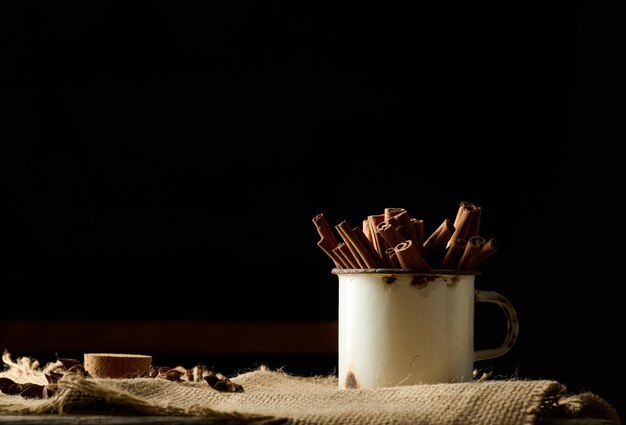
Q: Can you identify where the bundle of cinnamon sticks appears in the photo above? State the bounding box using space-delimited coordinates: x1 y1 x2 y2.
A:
313 202 497 271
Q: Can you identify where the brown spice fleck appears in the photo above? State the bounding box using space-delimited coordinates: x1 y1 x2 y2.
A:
0 377 14 393
58 358 81 370
45 372 64 384
19 383 46 399
6 383 24 395
66 364 90 377
1 377 54 399
162 369 184 382
204 373 244 392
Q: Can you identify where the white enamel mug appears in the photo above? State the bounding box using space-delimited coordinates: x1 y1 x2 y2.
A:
334 269 519 389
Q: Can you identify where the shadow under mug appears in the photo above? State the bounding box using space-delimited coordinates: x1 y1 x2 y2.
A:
333 268 519 389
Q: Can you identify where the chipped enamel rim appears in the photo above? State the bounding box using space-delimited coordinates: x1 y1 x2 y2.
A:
331 268 480 276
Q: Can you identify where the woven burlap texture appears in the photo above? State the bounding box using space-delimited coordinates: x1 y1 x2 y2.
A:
0 357 620 425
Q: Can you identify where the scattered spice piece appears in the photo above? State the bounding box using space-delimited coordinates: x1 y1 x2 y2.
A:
192 365 210 382
150 366 170 378
0 377 15 394
58 358 82 370
1 356 243 399
19 383 47 399
204 373 244 392
161 369 184 382
0 377 54 399
66 364 90 377
45 371 64 384
151 366 191 382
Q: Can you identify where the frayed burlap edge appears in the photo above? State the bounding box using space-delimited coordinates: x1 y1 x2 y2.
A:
55 374 286 424
0 374 286 424
556 391 620 424
524 382 620 425
1 352 620 425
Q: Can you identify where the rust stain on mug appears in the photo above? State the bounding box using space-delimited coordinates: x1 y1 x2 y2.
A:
345 371 359 389
382 276 396 285
445 276 461 288
410 275 437 288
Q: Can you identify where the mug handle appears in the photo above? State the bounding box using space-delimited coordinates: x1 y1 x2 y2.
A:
474 290 519 361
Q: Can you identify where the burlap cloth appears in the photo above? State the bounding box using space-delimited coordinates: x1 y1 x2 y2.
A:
0 356 620 425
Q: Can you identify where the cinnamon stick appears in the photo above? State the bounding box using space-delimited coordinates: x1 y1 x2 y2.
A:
378 250 392 267
367 216 391 267
394 240 431 270
336 242 360 269
367 214 387 257
317 239 345 268
386 247 401 268
384 207 406 222
423 219 455 265
335 222 367 268
441 238 467 269
411 218 424 254
448 202 481 248
354 226 385 268
362 219 372 242
312 213 339 247
314 205 497 271
472 237 498 268
457 235 486 270
313 213 343 268
376 221 406 247
389 210 419 248
336 221 382 268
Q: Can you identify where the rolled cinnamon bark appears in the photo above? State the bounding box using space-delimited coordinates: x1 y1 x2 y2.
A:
386 247 401 268
354 226 385 268
313 213 344 268
457 235 486 270
441 238 467 269
336 242 360 269
336 221 382 268
423 219 455 266
367 214 386 257
374 231 388 259
362 219 372 242
394 240 431 270
377 249 392 267
448 202 481 248
335 222 367 268
376 221 406 247
472 237 498 268
317 238 345 268
411 218 425 254
384 207 406 221
389 210 419 248
312 213 339 247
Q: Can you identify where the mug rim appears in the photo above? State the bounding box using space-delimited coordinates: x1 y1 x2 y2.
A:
331 268 481 276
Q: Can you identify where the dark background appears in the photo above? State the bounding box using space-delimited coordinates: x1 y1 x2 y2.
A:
2 0 624 418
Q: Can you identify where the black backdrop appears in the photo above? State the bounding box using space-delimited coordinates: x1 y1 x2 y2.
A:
2 0 625 417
